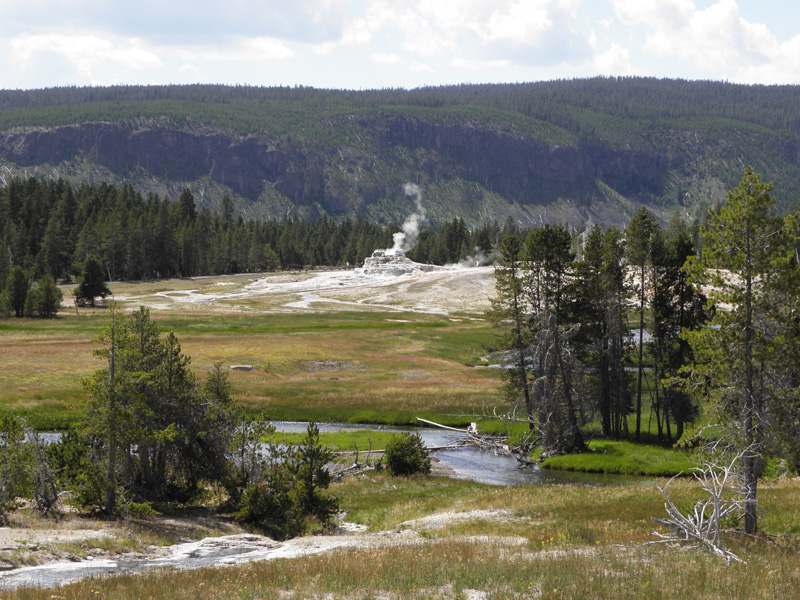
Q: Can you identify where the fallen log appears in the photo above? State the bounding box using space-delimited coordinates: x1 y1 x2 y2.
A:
416 417 512 456
415 418 472 433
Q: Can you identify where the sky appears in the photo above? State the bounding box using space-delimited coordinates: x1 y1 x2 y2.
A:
2 0 799 91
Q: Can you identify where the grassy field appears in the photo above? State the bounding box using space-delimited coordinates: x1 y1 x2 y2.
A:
272 429 401 454
0 300 502 429
0 274 729 477
2 276 798 598
1 273 706 478
541 439 696 476
4 475 799 599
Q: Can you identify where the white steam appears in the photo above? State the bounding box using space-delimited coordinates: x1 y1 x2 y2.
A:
451 247 494 269
387 183 426 255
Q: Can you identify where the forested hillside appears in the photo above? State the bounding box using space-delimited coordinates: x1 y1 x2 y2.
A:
1 78 799 226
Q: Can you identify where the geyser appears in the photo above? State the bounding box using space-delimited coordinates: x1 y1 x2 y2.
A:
386 183 426 255
362 183 443 276
362 249 442 276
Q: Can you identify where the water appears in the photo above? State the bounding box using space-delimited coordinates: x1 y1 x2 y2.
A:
272 421 631 487
0 536 287 590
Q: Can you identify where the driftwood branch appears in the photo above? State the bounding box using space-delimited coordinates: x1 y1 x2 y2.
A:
331 439 385 481
416 417 514 457
648 452 748 565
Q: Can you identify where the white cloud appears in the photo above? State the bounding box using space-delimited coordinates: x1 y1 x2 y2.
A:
3 1 354 45
11 34 162 81
408 0 584 50
612 0 695 29
734 34 800 84
609 0 800 82
174 37 294 62
451 57 511 71
2 0 798 89
320 0 589 65
409 61 435 73
473 0 581 45
371 52 404 65
594 43 636 76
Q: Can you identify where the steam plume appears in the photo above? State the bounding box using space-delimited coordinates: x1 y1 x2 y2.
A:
387 183 426 255
453 247 493 268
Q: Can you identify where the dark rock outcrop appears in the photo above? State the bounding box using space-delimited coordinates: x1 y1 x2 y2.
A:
0 124 324 205
0 114 774 225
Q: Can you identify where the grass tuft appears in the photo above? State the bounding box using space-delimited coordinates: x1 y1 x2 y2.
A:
541 440 696 477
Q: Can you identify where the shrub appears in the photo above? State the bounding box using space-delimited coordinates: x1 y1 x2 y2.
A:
47 429 108 510
288 422 339 524
385 432 431 476
235 422 339 539
235 466 300 539
25 275 63 318
0 416 34 523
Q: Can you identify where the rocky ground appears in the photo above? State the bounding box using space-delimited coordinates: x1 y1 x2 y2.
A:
109 265 496 316
0 506 528 590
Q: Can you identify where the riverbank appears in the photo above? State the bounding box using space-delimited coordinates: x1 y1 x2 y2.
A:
1 474 798 598
541 439 696 476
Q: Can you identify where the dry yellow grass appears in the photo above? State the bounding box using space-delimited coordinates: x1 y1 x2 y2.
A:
1 276 500 426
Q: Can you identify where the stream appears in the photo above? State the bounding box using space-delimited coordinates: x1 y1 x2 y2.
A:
2 423 636 590
277 421 629 486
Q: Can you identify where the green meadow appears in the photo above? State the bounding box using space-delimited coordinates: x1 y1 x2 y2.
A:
2 275 799 600
0 275 709 477
0 296 501 430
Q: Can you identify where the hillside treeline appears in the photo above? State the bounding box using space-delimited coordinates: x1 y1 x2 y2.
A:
0 177 504 287
2 78 799 136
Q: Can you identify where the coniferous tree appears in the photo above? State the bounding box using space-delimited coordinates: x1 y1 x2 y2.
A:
0 238 10 295
525 225 585 456
23 275 62 318
625 208 659 440
75 256 111 307
653 227 706 440
34 274 63 318
4 265 28 317
83 306 236 511
572 226 613 435
177 188 197 223
683 168 800 534
489 234 534 429
601 227 632 437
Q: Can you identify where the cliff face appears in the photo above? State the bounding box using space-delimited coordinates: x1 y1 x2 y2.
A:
0 113 784 226
379 116 669 203
3 79 800 225
0 124 323 205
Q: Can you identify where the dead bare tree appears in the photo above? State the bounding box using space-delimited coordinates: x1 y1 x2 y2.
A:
530 311 587 457
649 451 749 564
330 438 393 481
24 427 61 516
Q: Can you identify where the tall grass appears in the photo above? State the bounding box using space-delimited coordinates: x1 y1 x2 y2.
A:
6 476 799 599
